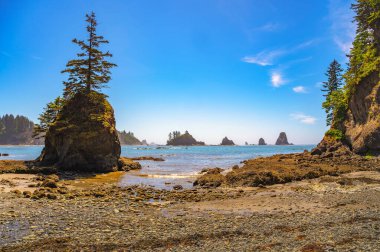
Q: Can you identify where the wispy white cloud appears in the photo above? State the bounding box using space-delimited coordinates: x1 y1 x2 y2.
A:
242 40 316 66
242 50 285 66
271 72 286 87
293 86 307 93
253 22 281 32
328 0 356 54
291 113 317 125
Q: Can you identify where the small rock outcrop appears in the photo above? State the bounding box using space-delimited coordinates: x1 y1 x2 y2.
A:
275 132 290 145
167 131 205 146
311 136 352 158
220 137 235 146
258 138 267 145
141 139 148 145
37 91 121 172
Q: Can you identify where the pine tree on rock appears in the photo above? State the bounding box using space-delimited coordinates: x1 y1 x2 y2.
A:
33 97 64 138
62 12 117 98
321 60 343 97
322 60 344 127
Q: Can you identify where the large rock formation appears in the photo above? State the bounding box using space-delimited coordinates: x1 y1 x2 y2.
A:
313 2 380 156
258 138 267 145
167 131 205 146
220 137 235 146
37 91 121 172
275 132 290 145
344 72 380 154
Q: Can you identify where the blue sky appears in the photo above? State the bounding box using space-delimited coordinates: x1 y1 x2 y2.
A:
0 0 356 145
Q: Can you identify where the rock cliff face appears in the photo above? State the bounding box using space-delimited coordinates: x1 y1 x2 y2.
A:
344 72 380 154
37 91 121 172
275 132 290 145
258 138 267 145
220 137 235 146
167 131 205 146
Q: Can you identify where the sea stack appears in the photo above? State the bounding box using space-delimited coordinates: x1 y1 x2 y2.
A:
167 131 205 146
275 132 290 145
221 137 235 146
38 91 121 172
258 138 267 145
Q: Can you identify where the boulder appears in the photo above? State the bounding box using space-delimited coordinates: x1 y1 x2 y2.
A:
258 138 267 145
37 91 121 172
275 132 290 145
220 137 235 146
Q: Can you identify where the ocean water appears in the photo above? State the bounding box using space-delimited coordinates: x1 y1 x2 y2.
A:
0 144 315 189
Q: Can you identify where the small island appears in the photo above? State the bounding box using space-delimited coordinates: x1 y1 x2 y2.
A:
166 131 205 146
275 132 291 145
258 138 267 145
118 131 142 145
220 137 235 146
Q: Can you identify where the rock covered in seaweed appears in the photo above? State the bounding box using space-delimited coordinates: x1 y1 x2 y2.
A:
275 132 290 145
220 137 235 146
37 91 121 172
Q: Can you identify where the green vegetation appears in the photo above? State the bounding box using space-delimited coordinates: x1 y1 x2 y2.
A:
322 1 380 138
321 60 345 127
345 0 380 96
33 97 64 138
62 12 117 98
35 12 117 138
118 131 142 145
0 114 41 145
325 129 344 141
167 131 205 146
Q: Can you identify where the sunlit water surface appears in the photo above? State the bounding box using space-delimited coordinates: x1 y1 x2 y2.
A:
0 145 315 189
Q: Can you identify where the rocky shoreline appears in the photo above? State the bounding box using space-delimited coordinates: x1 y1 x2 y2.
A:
0 153 380 251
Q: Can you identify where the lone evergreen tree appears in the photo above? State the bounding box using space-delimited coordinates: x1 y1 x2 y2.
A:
322 60 344 126
321 60 343 97
62 12 117 98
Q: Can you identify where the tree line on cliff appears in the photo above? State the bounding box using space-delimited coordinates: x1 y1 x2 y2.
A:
317 0 380 155
0 114 43 145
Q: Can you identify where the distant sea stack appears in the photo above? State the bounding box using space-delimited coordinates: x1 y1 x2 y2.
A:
118 131 142 145
275 132 290 145
221 137 235 146
38 91 121 172
258 138 267 145
167 131 205 146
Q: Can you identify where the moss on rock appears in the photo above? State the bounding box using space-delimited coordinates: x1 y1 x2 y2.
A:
37 91 121 172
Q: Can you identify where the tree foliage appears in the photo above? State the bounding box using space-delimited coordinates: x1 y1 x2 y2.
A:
33 97 64 138
322 60 345 126
345 0 380 95
321 60 343 97
61 12 117 98
0 114 37 144
35 12 116 139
